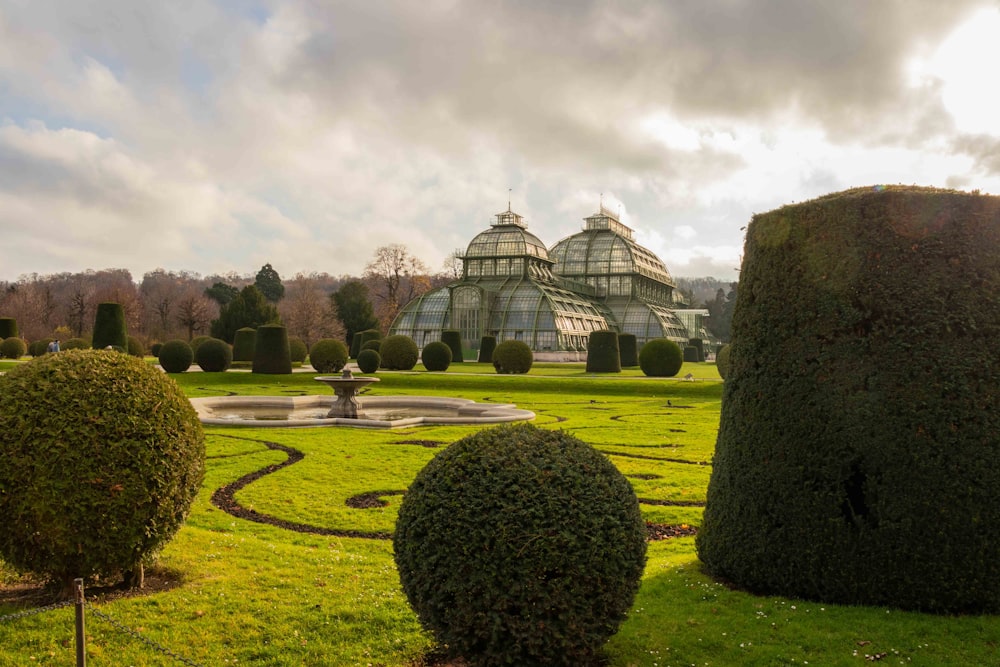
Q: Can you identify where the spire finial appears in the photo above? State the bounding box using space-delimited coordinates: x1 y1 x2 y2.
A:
508 188 512 212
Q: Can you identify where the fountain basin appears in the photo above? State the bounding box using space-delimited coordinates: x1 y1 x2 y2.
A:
190 395 535 429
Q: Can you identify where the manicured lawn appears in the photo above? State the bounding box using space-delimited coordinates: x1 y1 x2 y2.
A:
1 363 998 666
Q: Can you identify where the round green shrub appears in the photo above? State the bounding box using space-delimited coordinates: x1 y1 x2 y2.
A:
0 350 205 586
158 339 194 373
716 344 732 380
1 337 26 359
288 338 308 363
478 335 496 363
92 302 128 350
150 342 163 357
356 349 381 374
309 339 349 373
394 423 647 666
682 345 699 362
127 336 144 358
28 339 52 357
189 335 213 357
618 333 638 367
379 335 418 370
195 337 232 372
697 186 1000 613
492 339 533 374
441 330 464 363
232 327 257 362
62 338 89 350
586 330 621 373
353 328 382 358
361 339 381 353
252 324 291 374
421 341 452 372
638 339 683 377
0 318 18 339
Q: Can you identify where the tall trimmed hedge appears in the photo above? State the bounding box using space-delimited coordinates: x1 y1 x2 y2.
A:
252 324 292 374
441 330 464 363
682 345 699 362
586 330 621 373
618 333 638 367
688 338 705 362
352 328 382 359
394 424 647 666
0 318 17 339
478 335 496 363
697 186 1000 613
92 302 128 350
232 327 256 362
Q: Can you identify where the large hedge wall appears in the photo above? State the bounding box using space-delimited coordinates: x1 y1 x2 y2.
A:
586 330 621 373
697 186 1000 613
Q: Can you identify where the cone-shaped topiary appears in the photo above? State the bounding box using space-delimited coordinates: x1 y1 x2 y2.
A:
0 318 17 339
394 423 647 667
421 340 452 371
682 345 699 362
586 330 621 373
715 344 731 380
232 327 256 362
618 333 638 367
638 339 682 377
252 324 291 374
158 339 193 373
478 335 496 363
1 337 26 359
492 339 532 374
441 330 463 363
195 337 232 372
309 339 349 373
697 186 1000 613
0 350 204 587
688 338 705 362
288 337 308 363
92 303 127 350
356 349 380 373
380 335 418 370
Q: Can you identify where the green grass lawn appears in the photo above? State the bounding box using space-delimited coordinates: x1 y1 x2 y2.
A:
1 362 998 666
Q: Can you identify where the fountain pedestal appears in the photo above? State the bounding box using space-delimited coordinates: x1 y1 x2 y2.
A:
315 370 380 418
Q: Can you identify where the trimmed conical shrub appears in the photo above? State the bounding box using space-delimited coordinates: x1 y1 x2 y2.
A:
252 324 292 374
618 333 638 367
92 303 127 350
441 330 463 363
697 186 1000 613
0 318 17 339
232 327 256 362
586 330 621 373
478 335 496 363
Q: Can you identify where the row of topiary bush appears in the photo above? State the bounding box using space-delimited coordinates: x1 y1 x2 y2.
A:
1 335 148 359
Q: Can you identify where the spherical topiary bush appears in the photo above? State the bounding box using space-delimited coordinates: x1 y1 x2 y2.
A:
252 324 291 374
697 186 1000 613
352 328 381 358
62 338 89 350
1 337 26 359
586 330 621 373
379 335 418 370
232 327 256 362
309 339 349 373
638 339 683 377
421 340 452 372
492 339 532 374
189 335 212 357
150 342 163 358
618 333 638 367
0 317 18 339
127 336 145 358
158 339 194 373
0 350 205 586
394 423 647 667
92 302 128 350
478 335 496 363
361 339 381 353
29 339 52 357
356 349 380 374
195 337 232 372
288 338 308 363
441 330 464 363
716 344 731 380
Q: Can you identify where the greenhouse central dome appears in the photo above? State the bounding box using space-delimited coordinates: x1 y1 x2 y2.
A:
390 203 694 359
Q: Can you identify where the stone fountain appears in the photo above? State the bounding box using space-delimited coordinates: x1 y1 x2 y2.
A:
314 369 380 418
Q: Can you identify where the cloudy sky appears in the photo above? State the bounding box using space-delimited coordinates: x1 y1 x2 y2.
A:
3 0 1000 284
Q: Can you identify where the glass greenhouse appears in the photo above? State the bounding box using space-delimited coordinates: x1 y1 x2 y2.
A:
390 206 696 357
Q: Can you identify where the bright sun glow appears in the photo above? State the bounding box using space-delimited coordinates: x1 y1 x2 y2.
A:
912 8 1000 135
